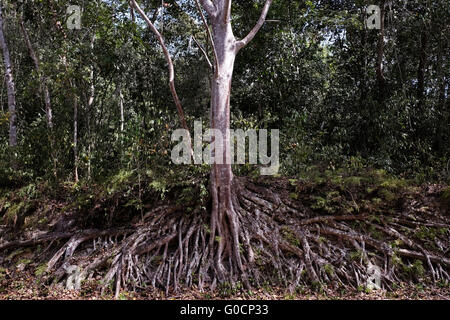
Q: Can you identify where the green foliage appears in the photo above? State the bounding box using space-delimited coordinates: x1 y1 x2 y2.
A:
0 0 447 190
280 227 300 247
349 251 363 261
34 263 48 277
414 226 439 241
218 281 243 298
311 191 342 214
368 225 383 240
378 189 397 202
3 202 26 224
323 264 334 277
403 260 425 278
106 170 134 195
441 187 450 209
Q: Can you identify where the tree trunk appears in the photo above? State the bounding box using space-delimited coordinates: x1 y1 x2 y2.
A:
208 18 243 280
435 31 447 153
376 0 386 106
20 18 58 178
131 0 273 285
87 35 95 181
0 5 17 148
61 55 79 183
417 31 428 112
74 95 79 183
201 0 273 283
129 1 136 22
413 29 428 141
119 88 124 132
19 19 53 129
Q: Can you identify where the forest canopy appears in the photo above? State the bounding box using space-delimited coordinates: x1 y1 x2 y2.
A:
0 0 448 184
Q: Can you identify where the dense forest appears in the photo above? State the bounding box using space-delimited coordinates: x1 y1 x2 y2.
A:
0 0 448 300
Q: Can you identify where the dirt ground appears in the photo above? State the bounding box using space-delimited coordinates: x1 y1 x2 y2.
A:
0 269 448 300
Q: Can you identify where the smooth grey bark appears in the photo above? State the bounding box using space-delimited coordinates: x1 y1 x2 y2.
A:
74 95 79 183
119 88 124 132
201 0 274 186
208 18 241 278
87 35 95 180
376 0 386 105
0 4 17 147
200 0 273 279
132 0 273 280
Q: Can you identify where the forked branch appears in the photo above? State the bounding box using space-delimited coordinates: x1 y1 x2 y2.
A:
235 0 273 51
195 0 219 72
198 0 217 17
130 0 190 136
223 0 232 24
192 35 213 69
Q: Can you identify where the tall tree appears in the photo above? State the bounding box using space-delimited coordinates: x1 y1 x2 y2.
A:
86 35 95 180
376 0 386 105
19 16 59 177
0 3 17 148
131 0 273 282
417 30 428 112
19 18 53 130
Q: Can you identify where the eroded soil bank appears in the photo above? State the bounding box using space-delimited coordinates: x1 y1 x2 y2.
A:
0 169 449 299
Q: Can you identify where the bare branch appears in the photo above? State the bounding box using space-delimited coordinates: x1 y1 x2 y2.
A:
130 0 190 136
191 36 213 69
19 19 40 69
223 0 232 24
129 1 136 22
195 0 218 71
198 0 217 17
235 0 273 51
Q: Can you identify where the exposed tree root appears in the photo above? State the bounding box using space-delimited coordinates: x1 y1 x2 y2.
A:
0 178 448 297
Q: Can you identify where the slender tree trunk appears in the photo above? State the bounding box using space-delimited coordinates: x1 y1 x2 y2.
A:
130 0 192 152
19 18 58 177
435 31 447 153
376 0 386 105
358 5 369 151
0 76 4 114
74 95 79 183
60 53 79 182
417 31 428 112
49 1 79 181
119 88 124 132
129 1 136 22
0 5 17 148
87 36 95 180
19 19 53 129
